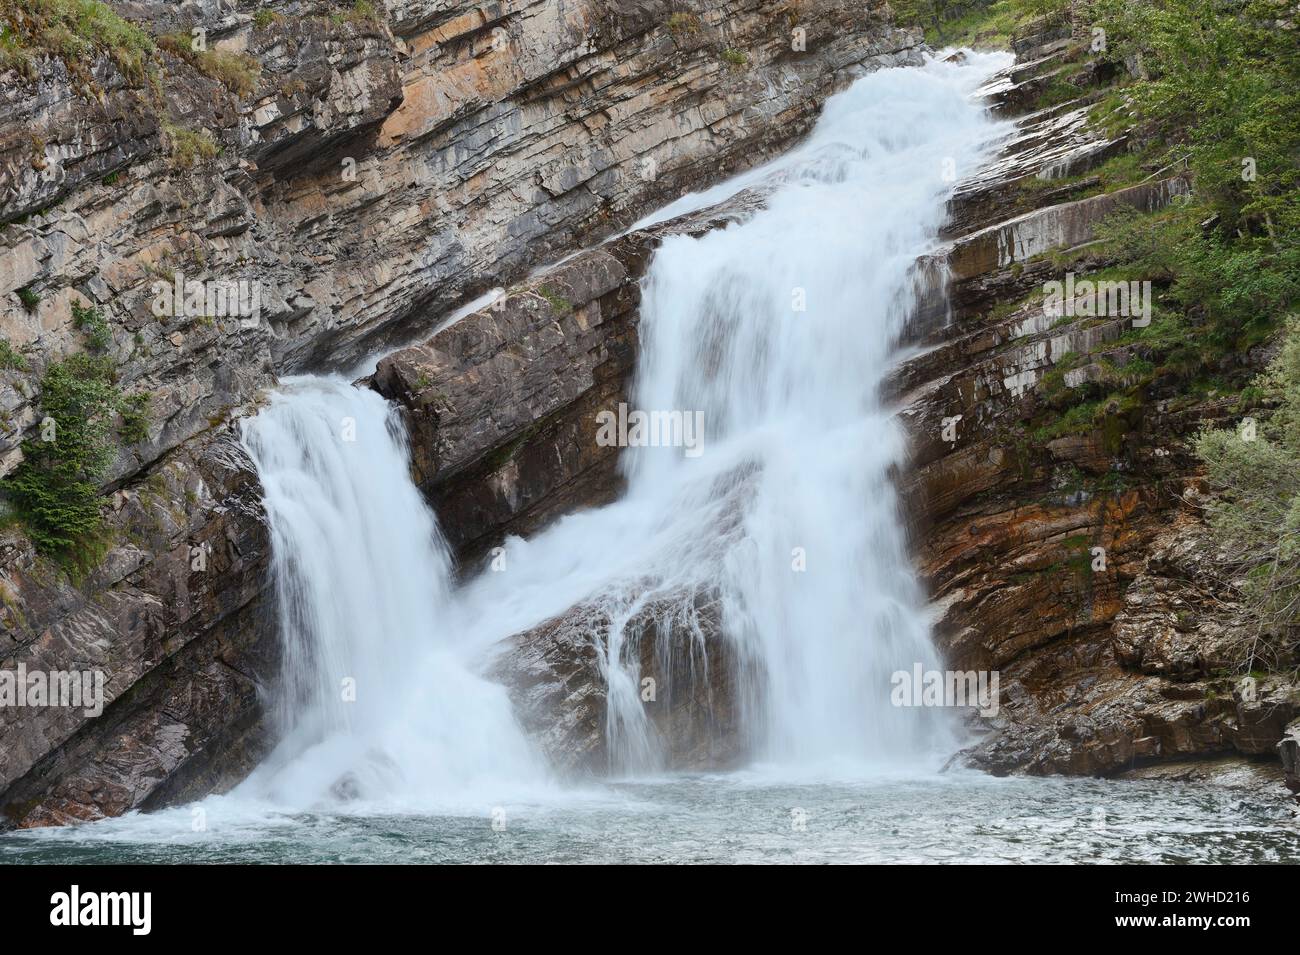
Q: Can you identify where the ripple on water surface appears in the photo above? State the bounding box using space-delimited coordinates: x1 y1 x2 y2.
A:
1 773 1297 864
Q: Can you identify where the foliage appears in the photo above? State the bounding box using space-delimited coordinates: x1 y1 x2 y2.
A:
157 31 259 97
1196 317 1300 657
1095 207 1300 365
0 339 27 371
0 0 155 82
537 285 573 315
330 0 378 26
2 354 119 568
118 391 151 444
162 121 220 168
1090 0 1300 243
72 299 111 351
890 0 1065 46
2 295 151 570
17 285 40 311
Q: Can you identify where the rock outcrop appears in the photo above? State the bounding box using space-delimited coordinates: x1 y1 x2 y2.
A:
371 192 760 561
489 589 736 775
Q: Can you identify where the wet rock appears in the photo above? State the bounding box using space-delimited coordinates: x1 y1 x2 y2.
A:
1280 720 1300 798
489 589 739 775
372 193 759 561
905 42 1298 783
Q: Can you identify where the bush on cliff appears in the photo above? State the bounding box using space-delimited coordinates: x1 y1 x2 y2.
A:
1085 0 1300 374
1196 317 1300 665
1091 0 1300 244
3 354 121 569
891 0 1068 46
2 347 150 572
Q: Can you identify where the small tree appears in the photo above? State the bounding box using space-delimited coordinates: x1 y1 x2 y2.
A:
4 354 122 568
1196 317 1300 670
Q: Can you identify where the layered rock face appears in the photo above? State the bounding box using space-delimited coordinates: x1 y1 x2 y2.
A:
894 36 1300 782
0 0 921 824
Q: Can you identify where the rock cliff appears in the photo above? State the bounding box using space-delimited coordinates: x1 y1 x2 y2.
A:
897 34 1299 783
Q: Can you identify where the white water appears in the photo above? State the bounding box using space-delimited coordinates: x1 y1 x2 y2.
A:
449 52 1014 774
238 379 547 810
233 52 1011 811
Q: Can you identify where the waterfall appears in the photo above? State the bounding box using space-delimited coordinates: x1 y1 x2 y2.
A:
238 377 544 810
454 53 1011 773
631 57 1010 766
238 53 1010 800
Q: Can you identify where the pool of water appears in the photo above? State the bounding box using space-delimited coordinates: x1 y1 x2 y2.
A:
3 770 1296 864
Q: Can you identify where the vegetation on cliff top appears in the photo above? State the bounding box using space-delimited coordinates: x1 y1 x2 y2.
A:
893 0 1067 46
0 0 155 81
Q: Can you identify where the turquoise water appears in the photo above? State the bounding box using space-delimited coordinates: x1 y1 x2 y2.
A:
3 771 1296 864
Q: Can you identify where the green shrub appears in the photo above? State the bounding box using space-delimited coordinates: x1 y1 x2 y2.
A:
162 121 219 167
1090 0 1300 245
3 354 119 568
72 299 111 351
340 0 378 24
16 285 40 312
890 0 1057 47
1196 317 1300 666
118 391 151 444
0 0 157 83
0 339 27 371
720 47 748 67
537 285 573 315
157 32 260 97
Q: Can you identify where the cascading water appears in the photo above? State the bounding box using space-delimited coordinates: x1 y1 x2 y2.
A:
236 53 1010 801
622 60 1002 768
238 377 544 810
453 52 1013 774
